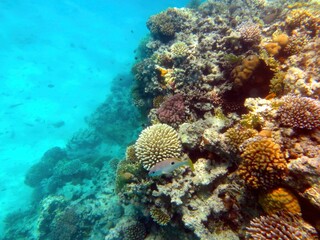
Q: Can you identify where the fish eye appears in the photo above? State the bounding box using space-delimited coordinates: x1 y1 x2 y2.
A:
171 162 175 165
152 171 155 174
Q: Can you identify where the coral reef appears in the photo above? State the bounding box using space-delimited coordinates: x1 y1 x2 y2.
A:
4 1 320 239
135 123 182 170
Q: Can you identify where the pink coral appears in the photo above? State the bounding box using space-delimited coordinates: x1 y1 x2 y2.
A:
157 94 186 125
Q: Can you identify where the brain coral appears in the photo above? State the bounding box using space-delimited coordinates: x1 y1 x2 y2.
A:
135 124 182 170
150 207 171 226
157 94 186 125
239 138 287 189
246 212 318 240
259 187 301 215
277 95 320 130
231 55 260 87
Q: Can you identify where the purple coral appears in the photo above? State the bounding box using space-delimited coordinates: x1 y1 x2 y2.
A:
277 95 320 130
157 94 186 124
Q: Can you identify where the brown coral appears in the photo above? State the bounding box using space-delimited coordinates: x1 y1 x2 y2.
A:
126 145 137 162
150 207 171 226
259 187 301 215
246 212 319 240
239 138 287 189
277 95 320 130
238 21 261 44
231 55 260 87
263 42 281 56
225 126 258 152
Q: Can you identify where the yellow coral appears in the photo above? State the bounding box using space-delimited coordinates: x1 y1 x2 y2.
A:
238 138 288 189
135 124 182 170
225 126 258 152
150 207 171 225
264 42 281 56
259 188 301 215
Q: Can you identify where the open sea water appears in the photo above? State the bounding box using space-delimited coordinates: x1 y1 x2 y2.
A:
0 0 189 235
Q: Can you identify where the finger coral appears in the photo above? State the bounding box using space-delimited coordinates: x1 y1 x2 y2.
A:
259 187 301 215
149 207 171 226
277 95 320 129
135 124 182 170
156 94 186 125
239 138 287 189
246 212 319 240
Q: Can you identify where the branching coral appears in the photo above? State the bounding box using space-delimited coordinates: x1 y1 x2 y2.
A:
135 124 182 170
277 95 320 129
246 212 319 240
239 137 288 189
237 21 261 44
156 94 186 125
259 187 301 215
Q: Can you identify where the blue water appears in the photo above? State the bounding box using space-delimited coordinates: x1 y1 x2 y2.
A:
0 0 189 235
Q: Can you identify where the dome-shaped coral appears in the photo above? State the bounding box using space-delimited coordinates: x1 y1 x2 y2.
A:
259 187 301 215
246 212 318 240
135 124 182 170
239 138 287 189
123 220 146 240
277 95 320 130
231 55 260 87
150 206 171 226
225 126 258 152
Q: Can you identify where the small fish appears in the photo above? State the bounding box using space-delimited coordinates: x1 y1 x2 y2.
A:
149 158 195 177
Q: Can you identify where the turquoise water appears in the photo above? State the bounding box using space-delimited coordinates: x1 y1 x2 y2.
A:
0 0 189 236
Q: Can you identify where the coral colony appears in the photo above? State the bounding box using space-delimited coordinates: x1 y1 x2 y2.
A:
3 0 320 239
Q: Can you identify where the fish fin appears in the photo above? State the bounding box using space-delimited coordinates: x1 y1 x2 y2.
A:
188 159 195 171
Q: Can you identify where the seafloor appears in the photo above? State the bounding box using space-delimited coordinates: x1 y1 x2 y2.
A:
2 0 320 239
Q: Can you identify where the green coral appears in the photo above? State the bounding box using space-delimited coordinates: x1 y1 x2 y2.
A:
115 160 145 194
269 71 286 95
171 41 189 58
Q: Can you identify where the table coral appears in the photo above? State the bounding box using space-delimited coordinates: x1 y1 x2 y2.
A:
135 123 182 170
239 138 288 189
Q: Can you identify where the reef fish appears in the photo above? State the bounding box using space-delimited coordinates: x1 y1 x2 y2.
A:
148 158 194 177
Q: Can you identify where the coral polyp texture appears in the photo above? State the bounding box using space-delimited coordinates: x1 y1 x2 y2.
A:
238 21 261 44
259 187 301 215
135 123 182 170
246 212 319 240
277 95 320 129
149 207 171 226
239 138 288 189
156 93 186 125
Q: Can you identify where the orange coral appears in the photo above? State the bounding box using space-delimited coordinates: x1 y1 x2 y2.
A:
264 42 281 56
273 33 289 47
231 55 260 87
259 187 301 215
150 207 171 225
238 138 288 189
